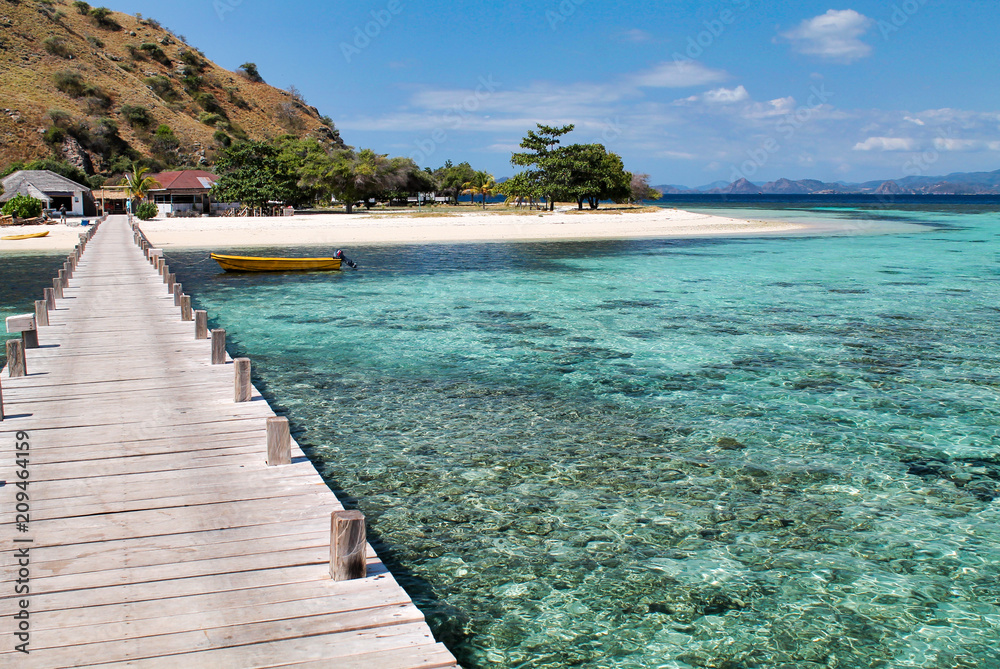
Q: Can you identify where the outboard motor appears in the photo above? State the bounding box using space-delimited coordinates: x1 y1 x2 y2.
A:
335 250 358 269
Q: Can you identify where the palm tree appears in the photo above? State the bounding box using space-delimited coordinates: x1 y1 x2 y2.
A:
461 171 497 210
124 165 160 213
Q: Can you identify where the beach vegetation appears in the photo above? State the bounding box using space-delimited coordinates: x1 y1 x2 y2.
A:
123 164 160 211
135 201 158 220
237 62 264 83
435 161 476 205
150 124 180 160
211 140 300 210
1 194 44 219
461 171 498 209
630 173 663 203
511 123 575 211
298 147 410 214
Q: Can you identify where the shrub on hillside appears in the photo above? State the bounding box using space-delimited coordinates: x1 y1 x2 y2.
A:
143 75 178 102
53 70 86 96
237 62 264 83
43 125 67 146
47 109 73 127
1 194 43 219
213 130 232 148
198 112 223 127
88 6 120 30
86 35 104 49
120 104 153 128
192 92 225 116
73 1 91 15
135 201 158 220
139 42 170 65
43 36 73 58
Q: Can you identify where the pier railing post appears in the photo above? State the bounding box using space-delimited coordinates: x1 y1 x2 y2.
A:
34 301 48 328
0 376 4 421
266 417 291 465
234 358 252 402
180 295 193 321
52 277 63 300
211 329 226 364
173 284 182 306
331 510 367 581
44 288 55 311
195 310 208 339
6 340 26 378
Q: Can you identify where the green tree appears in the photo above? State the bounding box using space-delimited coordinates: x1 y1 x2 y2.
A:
497 171 544 208
630 173 662 203
436 161 476 205
547 144 631 210
461 171 497 210
511 123 575 211
1 194 43 219
238 62 264 83
211 141 299 211
123 164 160 211
305 148 408 214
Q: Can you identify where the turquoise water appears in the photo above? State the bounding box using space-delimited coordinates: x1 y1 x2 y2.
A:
0 253 64 368
5 207 1000 667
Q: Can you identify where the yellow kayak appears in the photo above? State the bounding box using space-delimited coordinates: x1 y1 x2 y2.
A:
211 253 342 272
1 231 50 241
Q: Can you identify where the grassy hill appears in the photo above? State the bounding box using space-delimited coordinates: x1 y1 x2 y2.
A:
0 0 343 179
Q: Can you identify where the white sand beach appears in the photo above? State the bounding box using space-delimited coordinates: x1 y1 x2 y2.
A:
0 207 804 252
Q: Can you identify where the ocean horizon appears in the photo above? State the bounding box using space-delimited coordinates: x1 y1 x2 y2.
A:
3 201 998 668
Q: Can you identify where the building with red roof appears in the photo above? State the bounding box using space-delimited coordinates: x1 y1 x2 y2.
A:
147 170 219 217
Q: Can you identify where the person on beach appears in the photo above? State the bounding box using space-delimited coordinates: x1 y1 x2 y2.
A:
59 204 66 224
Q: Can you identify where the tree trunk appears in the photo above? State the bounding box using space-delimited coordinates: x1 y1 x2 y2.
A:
482 192 486 209
577 197 584 210
345 201 354 214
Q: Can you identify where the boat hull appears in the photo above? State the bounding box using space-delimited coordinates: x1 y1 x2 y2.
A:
1 231 50 241
210 253 342 272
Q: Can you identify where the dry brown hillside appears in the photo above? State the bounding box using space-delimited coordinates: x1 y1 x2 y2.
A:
0 0 343 175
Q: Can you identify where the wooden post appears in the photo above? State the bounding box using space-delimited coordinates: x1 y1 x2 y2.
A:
211 329 226 364
234 358 252 402
266 417 291 465
166 273 175 291
44 288 55 311
330 510 367 581
180 295 193 321
6 340 26 378
0 376 4 421
194 310 208 339
173 284 182 306
34 301 48 328
22 330 38 350
52 277 63 300
58 269 67 291
64 261 72 278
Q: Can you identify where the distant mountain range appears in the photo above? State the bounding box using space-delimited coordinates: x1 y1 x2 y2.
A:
654 169 1000 196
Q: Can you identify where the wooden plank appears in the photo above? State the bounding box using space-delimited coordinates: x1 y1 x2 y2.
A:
0 216 455 668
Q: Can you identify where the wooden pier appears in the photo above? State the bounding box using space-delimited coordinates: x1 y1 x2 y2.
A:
0 216 458 668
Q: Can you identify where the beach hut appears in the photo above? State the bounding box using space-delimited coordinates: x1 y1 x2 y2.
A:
147 170 219 217
0 170 92 215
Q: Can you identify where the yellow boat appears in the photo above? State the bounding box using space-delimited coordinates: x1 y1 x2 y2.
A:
1 231 50 241
210 253 343 272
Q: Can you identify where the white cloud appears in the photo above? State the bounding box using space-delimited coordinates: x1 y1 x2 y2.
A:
904 116 926 126
628 61 728 88
990 142 1000 151
853 137 918 151
703 86 751 104
933 138 982 151
781 9 874 63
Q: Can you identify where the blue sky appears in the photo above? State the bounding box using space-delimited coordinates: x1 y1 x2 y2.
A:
114 1 999 186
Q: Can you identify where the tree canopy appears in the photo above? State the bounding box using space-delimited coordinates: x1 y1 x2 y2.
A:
211 141 299 209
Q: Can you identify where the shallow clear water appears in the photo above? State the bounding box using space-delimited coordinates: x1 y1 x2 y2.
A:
0 253 64 368
6 207 1000 668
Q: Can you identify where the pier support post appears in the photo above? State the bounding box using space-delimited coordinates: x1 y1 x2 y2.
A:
52 277 63 300
234 358 252 402
44 288 55 311
173 284 182 306
6 340 26 378
331 510 367 581
58 269 67 291
211 329 226 364
0 376 4 421
194 310 208 339
34 301 48 328
180 295 193 321
22 330 38 350
166 273 175 293
266 417 291 466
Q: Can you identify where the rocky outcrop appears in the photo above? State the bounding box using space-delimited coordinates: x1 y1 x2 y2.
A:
875 180 902 195
60 135 94 175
